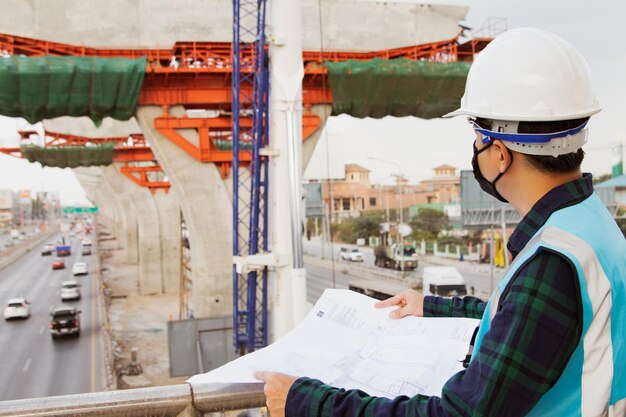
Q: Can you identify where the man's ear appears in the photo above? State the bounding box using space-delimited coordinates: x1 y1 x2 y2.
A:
492 140 512 173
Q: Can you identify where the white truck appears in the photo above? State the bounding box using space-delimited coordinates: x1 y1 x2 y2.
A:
374 243 419 271
422 266 468 297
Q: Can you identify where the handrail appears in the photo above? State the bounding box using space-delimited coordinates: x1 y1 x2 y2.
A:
0 383 265 417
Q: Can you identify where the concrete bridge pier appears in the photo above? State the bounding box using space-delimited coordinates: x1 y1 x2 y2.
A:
135 105 233 318
74 167 123 246
101 166 139 265
303 104 333 169
152 191 182 294
104 164 165 295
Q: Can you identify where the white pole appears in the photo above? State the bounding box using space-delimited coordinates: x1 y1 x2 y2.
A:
269 0 307 340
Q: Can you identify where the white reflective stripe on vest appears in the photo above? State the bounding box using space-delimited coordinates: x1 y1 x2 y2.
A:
539 226 613 417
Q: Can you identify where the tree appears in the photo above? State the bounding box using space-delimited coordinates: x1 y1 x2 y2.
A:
331 213 383 244
409 208 449 240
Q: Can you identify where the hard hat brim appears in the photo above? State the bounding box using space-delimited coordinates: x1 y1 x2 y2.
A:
442 107 601 121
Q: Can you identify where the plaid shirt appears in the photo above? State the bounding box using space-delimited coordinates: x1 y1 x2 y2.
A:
286 174 594 417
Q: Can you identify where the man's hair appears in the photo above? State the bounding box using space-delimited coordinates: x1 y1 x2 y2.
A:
475 117 589 174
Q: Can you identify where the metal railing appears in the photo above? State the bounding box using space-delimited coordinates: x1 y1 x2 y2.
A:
0 383 265 417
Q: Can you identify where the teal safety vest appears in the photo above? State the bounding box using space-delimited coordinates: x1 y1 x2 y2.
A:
472 194 626 416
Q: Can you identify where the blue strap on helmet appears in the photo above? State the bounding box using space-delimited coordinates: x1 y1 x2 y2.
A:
471 120 588 145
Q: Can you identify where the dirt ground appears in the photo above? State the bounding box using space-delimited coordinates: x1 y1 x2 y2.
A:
99 237 263 416
98 237 187 389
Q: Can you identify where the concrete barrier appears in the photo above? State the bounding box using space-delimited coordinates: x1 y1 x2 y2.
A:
0 229 60 271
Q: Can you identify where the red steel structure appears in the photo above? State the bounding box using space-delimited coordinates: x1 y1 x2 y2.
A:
3 130 170 193
0 33 491 176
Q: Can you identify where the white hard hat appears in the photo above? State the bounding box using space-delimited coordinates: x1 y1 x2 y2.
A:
444 28 601 121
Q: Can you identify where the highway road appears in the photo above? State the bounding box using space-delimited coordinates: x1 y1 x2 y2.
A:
0 233 104 401
303 238 503 301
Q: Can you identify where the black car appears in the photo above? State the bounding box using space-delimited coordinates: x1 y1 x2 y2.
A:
50 307 81 338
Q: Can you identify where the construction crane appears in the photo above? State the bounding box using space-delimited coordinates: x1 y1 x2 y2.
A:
231 0 270 354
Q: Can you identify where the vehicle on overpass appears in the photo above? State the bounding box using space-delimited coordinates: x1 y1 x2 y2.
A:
52 258 65 270
72 262 88 276
60 281 81 301
50 307 81 338
3 298 31 320
422 266 468 297
41 243 55 256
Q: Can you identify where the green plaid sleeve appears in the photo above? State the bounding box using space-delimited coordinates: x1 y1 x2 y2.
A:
424 295 486 319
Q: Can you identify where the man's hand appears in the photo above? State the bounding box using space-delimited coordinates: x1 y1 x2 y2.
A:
254 371 298 417
374 289 424 318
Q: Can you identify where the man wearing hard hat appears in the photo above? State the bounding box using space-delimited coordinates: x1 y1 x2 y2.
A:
256 28 626 416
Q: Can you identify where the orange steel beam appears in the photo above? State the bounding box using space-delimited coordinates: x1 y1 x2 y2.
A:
153 112 320 164
0 33 488 176
120 165 170 193
0 32 490 109
0 33 472 69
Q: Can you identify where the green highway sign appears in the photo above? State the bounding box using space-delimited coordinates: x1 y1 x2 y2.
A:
63 206 99 214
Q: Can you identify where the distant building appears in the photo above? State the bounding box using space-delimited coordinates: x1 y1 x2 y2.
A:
0 189 12 226
318 163 461 222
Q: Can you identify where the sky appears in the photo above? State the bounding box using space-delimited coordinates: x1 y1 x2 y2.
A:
0 0 625 202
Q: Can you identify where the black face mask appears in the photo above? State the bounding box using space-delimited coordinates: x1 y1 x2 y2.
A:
471 141 512 203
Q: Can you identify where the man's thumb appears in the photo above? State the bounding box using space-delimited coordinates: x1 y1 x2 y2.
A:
254 371 268 382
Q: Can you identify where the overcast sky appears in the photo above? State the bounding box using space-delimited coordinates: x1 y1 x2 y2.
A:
1 0 625 203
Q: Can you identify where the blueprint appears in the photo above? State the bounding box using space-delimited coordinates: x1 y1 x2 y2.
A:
187 289 480 398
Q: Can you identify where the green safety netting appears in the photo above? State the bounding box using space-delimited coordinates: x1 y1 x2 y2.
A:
0 56 146 125
21 143 115 168
325 58 470 119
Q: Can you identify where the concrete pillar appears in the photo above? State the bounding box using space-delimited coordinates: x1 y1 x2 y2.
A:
302 104 332 170
74 166 123 244
129 186 163 295
101 166 139 264
103 164 163 295
135 105 233 318
152 191 181 294
96 172 126 250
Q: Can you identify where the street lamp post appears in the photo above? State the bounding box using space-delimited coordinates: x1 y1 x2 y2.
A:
368 157 404 271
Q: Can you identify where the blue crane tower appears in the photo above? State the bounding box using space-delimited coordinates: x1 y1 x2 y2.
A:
231 0 270 354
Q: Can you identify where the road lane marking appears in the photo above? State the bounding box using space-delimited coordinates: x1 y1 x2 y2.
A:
39 326 44 335
23 358 31 372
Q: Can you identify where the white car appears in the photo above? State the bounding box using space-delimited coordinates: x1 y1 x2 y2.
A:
72 262 88 276
341 248 364 262
4 298 31 320
60 281 81 301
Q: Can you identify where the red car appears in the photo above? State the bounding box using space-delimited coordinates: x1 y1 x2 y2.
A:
52 258 65 270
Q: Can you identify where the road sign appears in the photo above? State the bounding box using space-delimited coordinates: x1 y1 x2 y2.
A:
63 206 99 214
